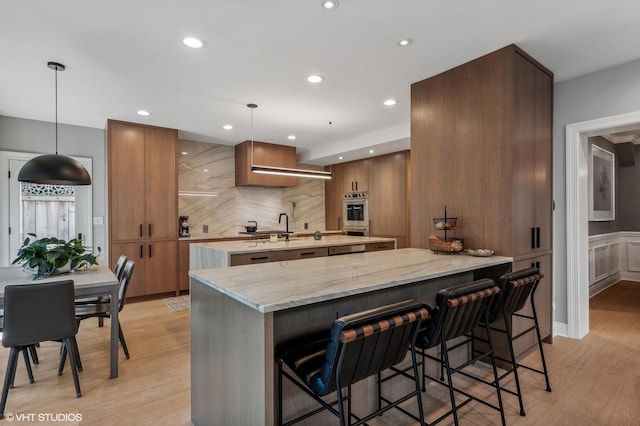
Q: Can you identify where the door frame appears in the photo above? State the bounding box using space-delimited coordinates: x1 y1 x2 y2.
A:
0 150 93 266
565 110 640 339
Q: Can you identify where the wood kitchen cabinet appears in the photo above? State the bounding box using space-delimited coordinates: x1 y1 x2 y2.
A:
324 164 344 230
368 152 409 248
341 159 369 192
410 44 553 350
107 120 178 297
235 140 297 187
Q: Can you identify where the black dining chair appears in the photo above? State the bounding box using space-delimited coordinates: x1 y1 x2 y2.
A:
62 260 135 367
277 299 429 426
0 280 82 419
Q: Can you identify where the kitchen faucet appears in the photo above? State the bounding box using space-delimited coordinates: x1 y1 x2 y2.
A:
278 213 289 241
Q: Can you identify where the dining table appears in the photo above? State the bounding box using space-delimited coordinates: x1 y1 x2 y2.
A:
0 263 120 378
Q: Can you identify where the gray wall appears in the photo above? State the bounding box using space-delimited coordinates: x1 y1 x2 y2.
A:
588 136 618 236
0 115 106 254
554 57 640 324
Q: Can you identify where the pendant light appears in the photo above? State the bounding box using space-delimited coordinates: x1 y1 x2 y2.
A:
247 103 332 180
18 62 92 185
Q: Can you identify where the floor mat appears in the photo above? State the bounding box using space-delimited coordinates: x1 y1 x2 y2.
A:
163 295 190 312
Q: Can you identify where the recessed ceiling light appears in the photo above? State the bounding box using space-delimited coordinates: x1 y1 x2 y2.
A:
307 75 325 83
203 169 208 172
183 37 205 48
181 151 189 155
137 110 151 116
397 38 413 47
383 99 398 106
369 149 374 154
287 135 296 140
338 156 343 160
321 0 339 10
223 124 233 130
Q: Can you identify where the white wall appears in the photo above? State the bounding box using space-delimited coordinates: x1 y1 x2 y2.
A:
554 58 640 325
0 115 106 255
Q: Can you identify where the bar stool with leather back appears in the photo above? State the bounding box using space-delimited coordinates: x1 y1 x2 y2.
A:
471 267 551 417
0 280 82 419
410 278 506 426
61 260 135 368
277 299 430 426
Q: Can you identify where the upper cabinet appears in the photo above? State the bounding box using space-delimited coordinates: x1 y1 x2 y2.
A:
107 120 178 297
235 140 297 187
341 159 369 192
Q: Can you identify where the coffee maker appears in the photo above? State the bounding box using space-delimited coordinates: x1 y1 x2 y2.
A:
179 216 190 237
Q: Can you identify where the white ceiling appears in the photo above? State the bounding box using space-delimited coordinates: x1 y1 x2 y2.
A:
2 0 640 165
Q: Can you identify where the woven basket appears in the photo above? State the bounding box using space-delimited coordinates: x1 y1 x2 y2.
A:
428 236 464 253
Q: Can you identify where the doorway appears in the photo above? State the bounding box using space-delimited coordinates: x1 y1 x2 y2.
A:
0 151 93 266
565 110 640 339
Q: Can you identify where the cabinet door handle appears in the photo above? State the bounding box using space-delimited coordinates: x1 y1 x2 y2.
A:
139 224 143 237
536 227 541 248
251 256 269 261
531 227 536 249
148 244 152 258
355 181 358 191
140 244 143 258
148 223 152 237
300 251 315 256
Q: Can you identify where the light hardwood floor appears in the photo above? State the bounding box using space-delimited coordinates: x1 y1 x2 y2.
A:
1 282 639 425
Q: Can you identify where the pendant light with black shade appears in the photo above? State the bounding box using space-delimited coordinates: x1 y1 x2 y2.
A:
18 62 92 186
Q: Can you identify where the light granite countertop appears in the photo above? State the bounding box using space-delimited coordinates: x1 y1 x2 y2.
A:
189 248 512 313
191 234 396 255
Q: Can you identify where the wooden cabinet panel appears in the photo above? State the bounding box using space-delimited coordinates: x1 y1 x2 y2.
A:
108 123 146 241
230 251 287 266
144 127 177 240
342 160 369 193
235 140 297 187
368 152 408 242
324 164 344 230
178 240 190 291
365 241 395 252
145 240 178 295
286 247 328 260
110 242 147 298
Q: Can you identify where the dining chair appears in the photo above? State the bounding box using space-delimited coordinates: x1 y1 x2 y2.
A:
62 260 135 366
0 280 81 419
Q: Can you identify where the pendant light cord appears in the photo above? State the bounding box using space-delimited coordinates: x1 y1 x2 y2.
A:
54 66 59 154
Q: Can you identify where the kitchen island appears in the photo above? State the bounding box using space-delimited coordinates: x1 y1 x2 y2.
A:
189 234 397 269
190 248 512 425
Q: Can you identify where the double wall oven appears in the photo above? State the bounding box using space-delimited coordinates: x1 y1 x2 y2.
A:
343 192 369 236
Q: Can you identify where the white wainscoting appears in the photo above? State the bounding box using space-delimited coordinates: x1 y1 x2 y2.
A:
588 231 640 297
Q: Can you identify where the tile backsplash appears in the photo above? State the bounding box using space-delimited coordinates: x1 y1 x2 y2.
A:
178 140 326 238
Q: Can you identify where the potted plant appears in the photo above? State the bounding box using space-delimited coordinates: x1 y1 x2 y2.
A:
12 233 101 279
313 230 322 240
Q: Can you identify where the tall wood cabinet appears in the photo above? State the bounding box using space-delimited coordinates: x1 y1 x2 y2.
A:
410 44 553 346
107 120 178 297
368 152 409 248
325 151 410 248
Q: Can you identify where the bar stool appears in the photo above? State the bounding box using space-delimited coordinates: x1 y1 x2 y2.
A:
473 268 551 416
277 300 429 426
414 278 506 426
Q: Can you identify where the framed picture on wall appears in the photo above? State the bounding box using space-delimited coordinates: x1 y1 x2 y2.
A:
589 145 615 221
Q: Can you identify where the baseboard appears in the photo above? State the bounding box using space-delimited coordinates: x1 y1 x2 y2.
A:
553 321 568 338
